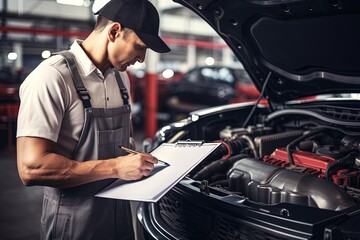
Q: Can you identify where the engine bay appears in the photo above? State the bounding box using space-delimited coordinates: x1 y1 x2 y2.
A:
187 108 360 211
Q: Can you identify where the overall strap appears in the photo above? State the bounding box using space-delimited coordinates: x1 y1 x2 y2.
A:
57 50 92 108
113 70 130 106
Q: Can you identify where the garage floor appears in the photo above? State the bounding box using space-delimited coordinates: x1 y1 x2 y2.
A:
0 130 146 240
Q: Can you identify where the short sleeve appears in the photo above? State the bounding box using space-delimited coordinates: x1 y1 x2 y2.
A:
17 64 69 142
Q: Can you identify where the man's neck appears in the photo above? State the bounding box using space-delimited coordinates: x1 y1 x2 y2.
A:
80 32 111 74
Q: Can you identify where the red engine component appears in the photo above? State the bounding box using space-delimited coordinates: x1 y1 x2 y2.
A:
263 148 336 178
332 169 360 187
264 148 360 188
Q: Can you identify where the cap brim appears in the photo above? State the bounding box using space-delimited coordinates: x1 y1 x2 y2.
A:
134 31 171 53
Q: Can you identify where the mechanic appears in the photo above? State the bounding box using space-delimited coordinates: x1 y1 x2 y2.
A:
16 0 170 239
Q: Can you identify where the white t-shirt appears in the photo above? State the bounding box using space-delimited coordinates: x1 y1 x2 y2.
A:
17 40 132 158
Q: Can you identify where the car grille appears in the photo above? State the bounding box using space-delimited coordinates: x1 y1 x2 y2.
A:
158 190 287 240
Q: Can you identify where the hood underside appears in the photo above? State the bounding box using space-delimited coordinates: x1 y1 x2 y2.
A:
174 0 360 103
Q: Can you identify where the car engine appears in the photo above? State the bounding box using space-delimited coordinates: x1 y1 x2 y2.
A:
189 121 360 212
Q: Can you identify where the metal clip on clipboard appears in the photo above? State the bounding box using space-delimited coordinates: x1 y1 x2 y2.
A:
175 139 205 147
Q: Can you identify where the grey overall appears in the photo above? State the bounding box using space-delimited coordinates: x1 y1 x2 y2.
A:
40 51 134 240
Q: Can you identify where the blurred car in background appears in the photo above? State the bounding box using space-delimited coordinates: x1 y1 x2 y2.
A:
127 69 184 126
166 65 259 121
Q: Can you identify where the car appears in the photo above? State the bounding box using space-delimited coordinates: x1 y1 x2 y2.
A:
127 69 184 126
166 65 259 121
136 0 360 239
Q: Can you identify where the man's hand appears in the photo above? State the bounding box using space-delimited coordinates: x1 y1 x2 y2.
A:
113 152 158 180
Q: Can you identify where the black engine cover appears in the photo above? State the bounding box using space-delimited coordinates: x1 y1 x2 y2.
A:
228 158 356 210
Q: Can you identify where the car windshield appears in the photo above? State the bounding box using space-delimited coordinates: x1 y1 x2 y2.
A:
233 69 252 84
186 66 253 86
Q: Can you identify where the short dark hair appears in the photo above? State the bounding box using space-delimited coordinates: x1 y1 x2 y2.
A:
94 15 132 38
94 15 111 31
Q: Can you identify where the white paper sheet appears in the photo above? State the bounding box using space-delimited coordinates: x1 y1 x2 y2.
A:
95 142 221 202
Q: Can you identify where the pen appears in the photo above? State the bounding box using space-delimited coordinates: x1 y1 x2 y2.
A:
119 146 170 166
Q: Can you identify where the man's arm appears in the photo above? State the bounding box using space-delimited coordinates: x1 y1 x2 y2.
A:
16 136 157 188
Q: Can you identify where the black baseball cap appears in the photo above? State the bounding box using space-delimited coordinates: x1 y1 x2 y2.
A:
95 0 171 53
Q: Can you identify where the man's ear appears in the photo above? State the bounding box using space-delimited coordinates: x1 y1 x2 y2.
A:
108 23 122 42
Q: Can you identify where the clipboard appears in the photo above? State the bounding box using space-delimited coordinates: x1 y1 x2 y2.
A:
95 140 222 202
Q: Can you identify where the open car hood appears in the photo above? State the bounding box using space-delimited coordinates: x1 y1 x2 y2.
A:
173 0 360 103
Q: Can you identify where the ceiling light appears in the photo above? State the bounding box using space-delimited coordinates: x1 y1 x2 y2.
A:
42 50 51 59
8 52 18 61
162 69 175 79
56 0 84 6
205 57 215 66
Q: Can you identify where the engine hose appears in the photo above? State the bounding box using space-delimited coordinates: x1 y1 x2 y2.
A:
210 142 231 160
192 154 248 180
228 139 249 155
286 127 326 165
286 126 360 166
325 151 358 180
213 139 249 159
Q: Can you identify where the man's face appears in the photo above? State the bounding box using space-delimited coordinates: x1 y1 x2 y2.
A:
108 29 148 71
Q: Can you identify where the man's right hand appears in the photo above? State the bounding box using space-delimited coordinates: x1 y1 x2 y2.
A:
112 152 159 180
